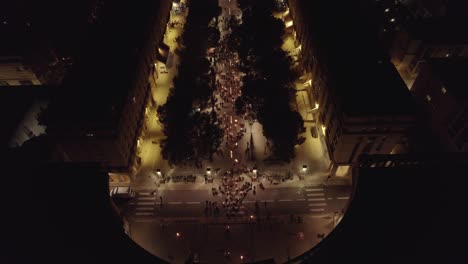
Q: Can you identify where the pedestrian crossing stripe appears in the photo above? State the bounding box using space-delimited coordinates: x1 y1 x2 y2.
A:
138 197 155 200
306 188 323 192
136 208 154 211
306 193 324 196
308 198 326 201
308 203 326 207
309 208 325 212
136 212 154 216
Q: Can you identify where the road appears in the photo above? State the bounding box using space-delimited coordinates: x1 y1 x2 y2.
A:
122 185 350 220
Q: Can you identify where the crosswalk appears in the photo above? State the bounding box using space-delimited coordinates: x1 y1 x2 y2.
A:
133 192 155 217
305 186 327 214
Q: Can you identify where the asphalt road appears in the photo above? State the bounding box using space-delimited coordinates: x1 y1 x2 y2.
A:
121 185 351 220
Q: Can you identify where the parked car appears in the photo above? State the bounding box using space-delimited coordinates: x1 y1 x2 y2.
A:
110 187 136 199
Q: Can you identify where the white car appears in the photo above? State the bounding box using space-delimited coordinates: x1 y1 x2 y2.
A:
110 187 136 199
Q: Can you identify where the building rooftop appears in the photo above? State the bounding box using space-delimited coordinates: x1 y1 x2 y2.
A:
307 0 416 116
428 58 468 107
405 17 468 45
292 153 468 263
45 1 161 133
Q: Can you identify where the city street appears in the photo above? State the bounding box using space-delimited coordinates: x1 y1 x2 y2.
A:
117 0 353 262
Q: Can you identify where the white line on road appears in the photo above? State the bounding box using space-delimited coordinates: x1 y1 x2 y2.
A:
279 199 293 202
306 188 323 192
136 207 154 211
137 202 155 205
337 197 350 200
138 197 155 200
136 212 154 216
167 202 183 205
296 198 306 201
308 198 326 201
309 208 325 212
186 202 200 204
306 193 325 196
310 215 328 218
309 203 327 207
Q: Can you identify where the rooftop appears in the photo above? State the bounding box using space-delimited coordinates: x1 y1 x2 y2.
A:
307 0 416 116
405 17 468 45
428 58 468 107
45 1 161 132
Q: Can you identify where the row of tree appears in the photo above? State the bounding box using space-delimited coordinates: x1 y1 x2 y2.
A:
230 0 305 162
157 0 223 165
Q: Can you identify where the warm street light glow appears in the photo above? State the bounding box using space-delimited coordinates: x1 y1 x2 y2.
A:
176 232 180 238
207 168 211 174
302 165 307 172
385 8 390 12
253 167 257 174
156 169 162 176
390 18 395 22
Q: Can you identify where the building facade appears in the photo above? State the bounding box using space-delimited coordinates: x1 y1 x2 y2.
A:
411 58 468 152
45 0 172 177
287 0 416 174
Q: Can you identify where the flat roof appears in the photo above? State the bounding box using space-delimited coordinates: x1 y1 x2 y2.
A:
306 0 416 116
406 17 468 45
428 58 468 106
46 1 161 131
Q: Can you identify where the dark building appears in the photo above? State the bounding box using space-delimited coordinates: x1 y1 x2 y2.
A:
0 0 104 86
291 153 468 263
43 1 172 178
4 144 168 264
411 58 468 151
287 0 417 175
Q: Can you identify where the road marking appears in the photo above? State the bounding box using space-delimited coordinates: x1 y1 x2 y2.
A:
310 215 328 218
136 207 154 211
138 197 155 200
308 198 326 201
296 198 306 201
168 202 183 205
337 197 350 200
306 188 323 192
186 202 200 204
244 200 255 203
136 212 154 216
138 202 155 205
306 193 324 196
309 203 326 207
309 208 325 212
279 199 293 202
